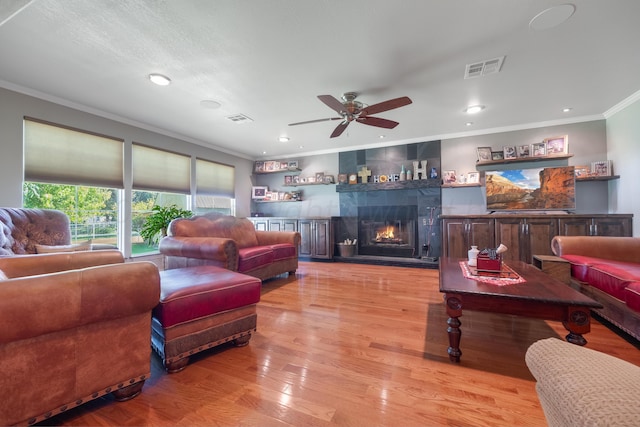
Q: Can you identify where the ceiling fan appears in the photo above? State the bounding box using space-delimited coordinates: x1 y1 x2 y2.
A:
289 92 412 138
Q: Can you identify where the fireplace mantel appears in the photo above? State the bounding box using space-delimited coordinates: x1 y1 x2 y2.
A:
335 179 440 192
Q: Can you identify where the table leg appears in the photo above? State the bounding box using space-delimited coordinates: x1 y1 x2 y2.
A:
444 294 463 362
563 306 591 346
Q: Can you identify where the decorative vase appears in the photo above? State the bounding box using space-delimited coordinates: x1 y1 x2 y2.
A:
468 245 479 266
399 165 406 181
406 169 412 180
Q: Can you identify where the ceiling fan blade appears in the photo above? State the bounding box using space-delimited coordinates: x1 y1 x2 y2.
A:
330 121 349 138
357 116 399 129
289 117 342 126
318 95 346 114
360 96 412 116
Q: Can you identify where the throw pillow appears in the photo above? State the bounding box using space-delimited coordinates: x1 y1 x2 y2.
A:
35 240 92 254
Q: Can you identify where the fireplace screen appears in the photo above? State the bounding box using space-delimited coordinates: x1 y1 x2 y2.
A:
358 206 417 258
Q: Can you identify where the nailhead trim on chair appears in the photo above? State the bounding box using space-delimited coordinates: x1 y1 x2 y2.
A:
22 374 149 426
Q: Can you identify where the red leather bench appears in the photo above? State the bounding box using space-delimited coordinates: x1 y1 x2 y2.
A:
151 266 261 372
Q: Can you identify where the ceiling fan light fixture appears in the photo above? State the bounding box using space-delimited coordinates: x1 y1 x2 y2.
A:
464 105 485 114
148 73 171 86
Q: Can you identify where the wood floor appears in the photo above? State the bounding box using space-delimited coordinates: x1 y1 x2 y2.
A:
49 261 640 427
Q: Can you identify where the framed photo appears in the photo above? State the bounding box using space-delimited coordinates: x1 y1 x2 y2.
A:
477 147 492 162
293 175 300 184
284 175 293 185
532 142 546 157
491 151 504 161
574 165 590 178
503 146 517 159
467 171 480 184
265 161 276 171
279 161 288 170
315 172 325 183
443 170 457 184
264 191 274 201
254 161 265 172
591 160 612 176
517 144 530 158
307 176 316 183
288 160 298 170
338 173 348 184
251 186 267 199
324 174 334 184
544 135 568 155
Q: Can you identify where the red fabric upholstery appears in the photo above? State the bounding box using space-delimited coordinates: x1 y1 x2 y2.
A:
625 282 640 312
237 246 274 274
586 261 640 300
269 243 297 261
155 266 261 328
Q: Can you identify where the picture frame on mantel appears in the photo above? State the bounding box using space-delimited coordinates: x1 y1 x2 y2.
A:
477 147 492 162
544 135 568 155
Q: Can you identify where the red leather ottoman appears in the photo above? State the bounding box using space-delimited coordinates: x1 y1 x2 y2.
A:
152 266 261 373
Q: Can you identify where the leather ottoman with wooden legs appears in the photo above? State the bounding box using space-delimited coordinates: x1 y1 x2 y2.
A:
152 266 261 373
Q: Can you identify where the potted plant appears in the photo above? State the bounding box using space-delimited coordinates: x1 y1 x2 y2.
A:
140 204 193 245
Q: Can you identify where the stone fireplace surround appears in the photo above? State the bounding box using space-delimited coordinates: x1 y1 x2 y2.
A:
334 141 442 267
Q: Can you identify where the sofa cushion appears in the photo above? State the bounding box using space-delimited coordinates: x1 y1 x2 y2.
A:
586 261 640 300
237 246 274 274
269 243 297 261
559 254 600 282
155 266 261 328
169 216 259 248
624 282 640 312
35 240 92 254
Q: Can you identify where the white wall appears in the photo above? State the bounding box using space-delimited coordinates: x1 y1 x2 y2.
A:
606 97 640 236
0 87 254 216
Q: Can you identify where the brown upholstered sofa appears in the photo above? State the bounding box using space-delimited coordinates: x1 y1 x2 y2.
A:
0 250 160 426
0 207 115 256
551 235 640 340
159 215 300 281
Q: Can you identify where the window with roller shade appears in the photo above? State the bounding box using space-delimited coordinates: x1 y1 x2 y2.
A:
194 158 235 216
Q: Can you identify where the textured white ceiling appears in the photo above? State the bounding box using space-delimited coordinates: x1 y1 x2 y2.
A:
1 0 639 159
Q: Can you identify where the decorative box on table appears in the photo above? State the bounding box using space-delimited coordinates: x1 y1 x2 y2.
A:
476 248 502 273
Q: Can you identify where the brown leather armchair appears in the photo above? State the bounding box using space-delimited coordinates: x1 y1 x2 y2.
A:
0 250 160 426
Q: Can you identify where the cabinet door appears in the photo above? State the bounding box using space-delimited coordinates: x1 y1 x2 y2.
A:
558 217 591 236
593 217 632 237
282 218 298 232
525 217 557 263
494 218 524 262
298 220 313 257
250 218 268 231
268 220 282 231
468 218 495 252
313 219 333 259
442 219 468 258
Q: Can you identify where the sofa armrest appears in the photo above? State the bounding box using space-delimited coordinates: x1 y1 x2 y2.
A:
0 261 160 344
159 236 239 270
551 236 640 263
255 231 301 248
0 249 124 278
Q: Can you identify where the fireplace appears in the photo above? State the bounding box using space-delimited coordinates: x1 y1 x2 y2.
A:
357 206 418 258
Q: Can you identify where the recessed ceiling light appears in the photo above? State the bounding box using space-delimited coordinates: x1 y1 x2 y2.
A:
148 73 171 86
379 135 386 139
466 122 473 126
563 107 572 112
262 151 267 155
279 136 290 142
298 145 304 149
529 4 576 31
464 105 485 114
200 100 221 109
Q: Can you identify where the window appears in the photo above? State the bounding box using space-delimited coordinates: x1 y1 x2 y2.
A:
132 143 191 254
23 118 124 248
195 158 235 216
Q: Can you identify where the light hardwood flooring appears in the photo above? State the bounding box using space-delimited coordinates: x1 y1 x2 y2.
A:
50 261 640 426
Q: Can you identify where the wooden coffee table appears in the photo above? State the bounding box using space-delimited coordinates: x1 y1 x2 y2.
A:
439 257 603 363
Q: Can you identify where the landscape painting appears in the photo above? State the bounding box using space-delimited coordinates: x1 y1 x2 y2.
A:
485 166 575 211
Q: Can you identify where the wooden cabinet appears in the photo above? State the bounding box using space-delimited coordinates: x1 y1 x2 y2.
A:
494 217 557 264
558 215 632 237
441 214 632 264
298 218 334 259
441 217 494 259
266 218 298 232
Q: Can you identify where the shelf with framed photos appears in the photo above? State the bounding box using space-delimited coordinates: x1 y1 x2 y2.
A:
475 135 573 168
283 172 336 186
576 175 620 182
441 183 483 188
475 153 573 168
254 159 301 174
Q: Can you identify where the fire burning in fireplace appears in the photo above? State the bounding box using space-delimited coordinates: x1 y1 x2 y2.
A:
374 225 404 244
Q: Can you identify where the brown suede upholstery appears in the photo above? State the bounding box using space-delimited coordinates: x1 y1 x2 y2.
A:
0 251 161 426
160 215 300 281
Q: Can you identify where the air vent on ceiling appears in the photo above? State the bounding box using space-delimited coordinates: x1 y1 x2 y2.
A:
226 113 253 124
464 56 505 79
